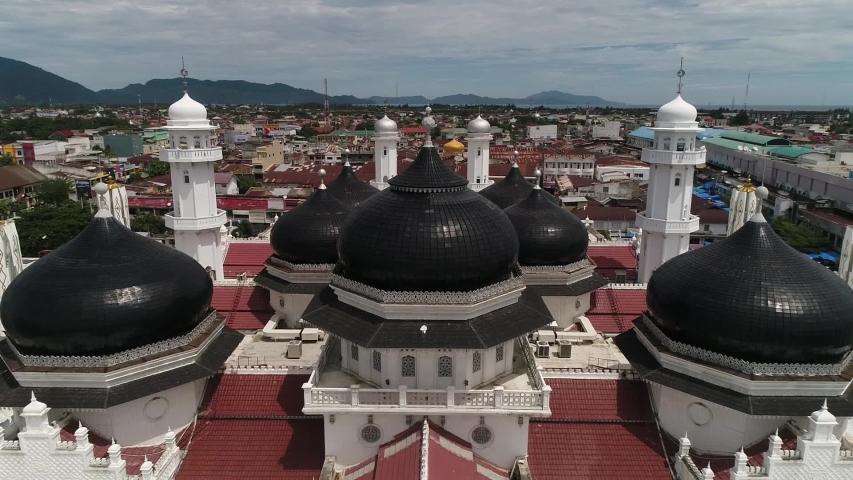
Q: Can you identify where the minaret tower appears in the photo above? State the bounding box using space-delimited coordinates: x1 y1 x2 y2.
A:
466 113 493 191
371 105 399 190
162 64 227 279
637 60 704 283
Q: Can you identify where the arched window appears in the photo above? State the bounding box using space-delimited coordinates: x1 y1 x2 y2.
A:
477 147 482 157
674 173 681 187
473 352 482 372
183 170 190 184
663 137 671 151
372 350 382 372
383 147 388 156
179 136 188 149
438 356 452 377
351 344 359 361
495 344 504 362
476 176 481 184
676 137 686 152
401 355 415 377
193 136 201 149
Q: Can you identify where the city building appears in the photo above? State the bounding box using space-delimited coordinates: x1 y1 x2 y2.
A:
103 134 144 158
594 156 650 181
0 165 46 201
527 125 558 140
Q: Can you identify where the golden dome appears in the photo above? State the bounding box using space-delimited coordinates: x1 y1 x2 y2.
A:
444 139 465 153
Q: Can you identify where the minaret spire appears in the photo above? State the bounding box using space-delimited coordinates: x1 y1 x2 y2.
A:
180 57 189 94
676 57 685 95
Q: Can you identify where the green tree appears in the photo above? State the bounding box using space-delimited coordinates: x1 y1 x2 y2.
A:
36 178 73 206
237 176 259 194
15 202 93 256
232 219 254 238
0 153 14 166
354 122 372 131
130 213 168 235
730 110 751 126
102 145 116 159
299 126 318 138
142 160 170 177
0 199 27 220
771 217 831 254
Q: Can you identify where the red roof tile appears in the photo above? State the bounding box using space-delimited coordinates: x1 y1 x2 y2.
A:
176 419 325 480
207 375 310 417
546 380 652 421
588 289 647 315
212 285 273 330
527 423 671 480
587 245 637 270
572 206 637 222
224 243 273 277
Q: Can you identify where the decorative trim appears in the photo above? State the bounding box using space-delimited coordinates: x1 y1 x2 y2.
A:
10 310 220 368
389 185 468 193
269 255 334 272
331 274 525 305
520 258 589 273
641 315 852 376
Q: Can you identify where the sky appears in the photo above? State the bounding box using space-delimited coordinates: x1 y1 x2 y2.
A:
2 0 853 106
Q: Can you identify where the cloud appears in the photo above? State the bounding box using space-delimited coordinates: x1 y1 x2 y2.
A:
1 0 851 105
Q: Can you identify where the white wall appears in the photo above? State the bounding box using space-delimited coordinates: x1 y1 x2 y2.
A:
270 291 316 328
527 125 558 139
325 412 528 468
215 178 239 196
75 379 206 446
340 341 513 390
540 293 591 329
650 384 783 453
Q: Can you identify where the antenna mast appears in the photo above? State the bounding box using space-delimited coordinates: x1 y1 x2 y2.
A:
323 78 329 127
743 73 750 112
138 93 142 116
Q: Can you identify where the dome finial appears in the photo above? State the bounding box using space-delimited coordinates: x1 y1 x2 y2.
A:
180 57 189 94
344 148 351 167
422 106 435 147
676 57 685 95
512 150 519 167
318 169 327 190
533 169 542 190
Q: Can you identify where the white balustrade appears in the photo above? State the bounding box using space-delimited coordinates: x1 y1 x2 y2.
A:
161 148 223 163
303 384 547 410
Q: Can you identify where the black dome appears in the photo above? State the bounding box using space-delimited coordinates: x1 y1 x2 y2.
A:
504 187 589 266
647 217 853 364
270 186 351 265
480 165 561 209
325 163 379 208
336 146 519 292
0 217 213 356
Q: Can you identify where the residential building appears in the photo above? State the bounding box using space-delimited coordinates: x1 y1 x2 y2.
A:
0 165 46 201
595 156 650 181
527 125 558 140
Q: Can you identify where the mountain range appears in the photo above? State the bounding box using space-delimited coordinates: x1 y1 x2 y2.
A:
0 56 624 107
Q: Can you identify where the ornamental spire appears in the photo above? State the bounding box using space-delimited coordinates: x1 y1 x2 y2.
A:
676 57 685 95
180 57 189 94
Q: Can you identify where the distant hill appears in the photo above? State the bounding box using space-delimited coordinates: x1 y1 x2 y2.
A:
0 57 97 104
95 78 371 105
0 56 625 107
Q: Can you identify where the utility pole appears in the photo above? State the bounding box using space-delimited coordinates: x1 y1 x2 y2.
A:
324 78 329 127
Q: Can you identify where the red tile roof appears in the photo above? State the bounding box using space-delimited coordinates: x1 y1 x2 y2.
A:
527 423 671 480
205 374 310 417
586 289 647 333
587 245 637 270
572 206 637 222
546 380 652 421
595 156 649 167
224 242 273 277
212 285 273 330
346 421 508 480
176 419 325 480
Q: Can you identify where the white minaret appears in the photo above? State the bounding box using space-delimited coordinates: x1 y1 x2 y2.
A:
466 114 493 191
162 66 226 279
637 63 704 283
371 114 399 190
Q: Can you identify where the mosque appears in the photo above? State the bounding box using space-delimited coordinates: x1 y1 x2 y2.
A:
0 69 850 479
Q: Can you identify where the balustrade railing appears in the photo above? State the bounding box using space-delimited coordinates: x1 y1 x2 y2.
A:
303 383 549 410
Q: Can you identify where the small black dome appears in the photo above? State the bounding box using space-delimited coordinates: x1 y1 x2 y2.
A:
270 186 351 265
480 165 561 209
504 187 589 266
325 163 379 208
336 147 519 292
0 217 212 356
647 217 853 364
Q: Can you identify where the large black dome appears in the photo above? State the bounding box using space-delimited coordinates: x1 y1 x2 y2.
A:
336 146 519 292
0 217 213 356
480 165 561 209
647 216 853 364
504 187 589 266
270 186 351 265
325 163 378 208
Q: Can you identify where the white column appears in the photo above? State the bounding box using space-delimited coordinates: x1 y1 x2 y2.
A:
466 133 492 191
371 133 399 190
838 226 853 288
